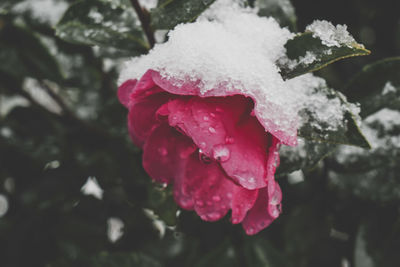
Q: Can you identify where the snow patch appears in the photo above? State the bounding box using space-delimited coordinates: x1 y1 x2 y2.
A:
306 20 357 48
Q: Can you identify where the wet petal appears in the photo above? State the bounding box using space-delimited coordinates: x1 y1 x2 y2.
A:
118 79 137 108
142 124 197 185
242 182 282 235
180 153 258 222
127 93 170 147
163 96 273 190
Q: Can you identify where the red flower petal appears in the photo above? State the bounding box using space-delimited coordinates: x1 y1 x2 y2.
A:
118 79 137 108
127 93 171 147
162 96 273 190
142 124 197 186
181 153 258 223
242 182 282 235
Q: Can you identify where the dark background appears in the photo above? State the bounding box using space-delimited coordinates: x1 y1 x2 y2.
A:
0 0 399 266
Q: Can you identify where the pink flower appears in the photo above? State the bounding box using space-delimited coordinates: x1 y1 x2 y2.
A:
118 70 284 235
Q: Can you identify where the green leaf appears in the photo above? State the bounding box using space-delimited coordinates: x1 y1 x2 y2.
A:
56 0 148 57
194 239 240 267
88 251 162 267
298 85 370 148
146 185 178 226
0 23 63 81
345 57 400 117
279 32 370 79
151 0 216 30
277 138 334 175
256 0 297 31
244 237 289 267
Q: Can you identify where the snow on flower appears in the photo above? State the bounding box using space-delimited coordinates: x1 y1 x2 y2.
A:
117 0 355 234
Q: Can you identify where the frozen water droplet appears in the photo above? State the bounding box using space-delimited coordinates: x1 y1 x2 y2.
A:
213 145 230 162
158 147 168 156
208 126 216 133
212 195 221 202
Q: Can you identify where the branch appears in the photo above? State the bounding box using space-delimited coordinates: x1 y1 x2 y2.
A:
130 0 156 49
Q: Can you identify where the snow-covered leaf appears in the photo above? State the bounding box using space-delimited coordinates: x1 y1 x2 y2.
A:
345 57 400 117
150 0 216 30
277 138 334 175
56 0 148 56
279 21 370 80
297 84 370 148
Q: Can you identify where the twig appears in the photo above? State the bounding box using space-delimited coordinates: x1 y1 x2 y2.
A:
130 0 156 48
39 81 74 118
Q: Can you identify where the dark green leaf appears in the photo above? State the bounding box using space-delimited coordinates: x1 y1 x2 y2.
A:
88 251 162 267
278 138 334 175
151 0 216 30
298 86 370 148
147 186 178 226
256 0 297 31
56 0 148 56
279 32 370 79
345 57 400 117
194 239 239 267
244 237 289 267
0 23 63 81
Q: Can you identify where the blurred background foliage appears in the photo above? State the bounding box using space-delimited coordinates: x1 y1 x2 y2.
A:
0 0 399 266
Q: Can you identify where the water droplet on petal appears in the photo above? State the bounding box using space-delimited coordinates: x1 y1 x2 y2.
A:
226 193 233 199
247 227 255 234
199 149 212 164
196 200 204 207
203 115 209 121
212 195 221 202
225 136 235 144
249 177 255 184
200 142 206 148
215 107 223 112
212 145 230 162
269 189 281 205
208 126 216 133
158 147 168 156
210 112 216 118
206 201 212 206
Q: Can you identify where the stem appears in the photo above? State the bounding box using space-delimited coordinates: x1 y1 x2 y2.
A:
130 0 156 49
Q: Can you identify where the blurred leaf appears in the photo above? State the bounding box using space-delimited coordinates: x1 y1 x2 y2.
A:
279 32 370 79
56 0 148 56
194 239 239 267
87 251 162 267
256 0 297 31
330 108 400 202
345 57 400 117
244 237 289 267
0 23 63 81
355 210 400 267
147 186 178 226
278 138 334 175
151 0 216 30
298 86 370 148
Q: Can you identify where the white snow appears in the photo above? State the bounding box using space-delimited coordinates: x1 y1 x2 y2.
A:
336 108 400 164
382 81 396 95
81 177 104 200
13 0 68 27
306 20 357 48
107 217 124 243
119 1 359 145
139 0 158 10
